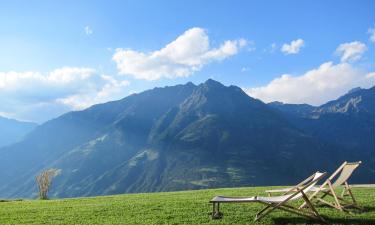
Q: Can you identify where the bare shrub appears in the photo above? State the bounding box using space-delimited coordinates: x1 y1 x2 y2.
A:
36 169 58 200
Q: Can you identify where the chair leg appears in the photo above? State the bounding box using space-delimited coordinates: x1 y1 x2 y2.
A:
345 182 359 207
280 205 326 223
341 187 348 197
301 192 326 223
328 181 343 211
299 185 328 209
316 197 339 209
254 203 273 222
211 202 223 219
257 202 326 223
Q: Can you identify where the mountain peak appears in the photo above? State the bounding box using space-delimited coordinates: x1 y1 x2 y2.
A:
347 87 362 95
185 81 195 87
203 79 224 87
268 101 284 106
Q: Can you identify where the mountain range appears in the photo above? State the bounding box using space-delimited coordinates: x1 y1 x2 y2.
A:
0 80 374 198
0 116 36 148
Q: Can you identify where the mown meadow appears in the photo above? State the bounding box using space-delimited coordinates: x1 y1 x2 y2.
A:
1 186 375 225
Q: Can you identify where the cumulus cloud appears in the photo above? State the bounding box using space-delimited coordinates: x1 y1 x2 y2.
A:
335 41 367 62
0 68 96 100
112 27 247 80
0 68 129 122
368 28 375 42
281 39 304 55
245 62 375 106
55 74 130 110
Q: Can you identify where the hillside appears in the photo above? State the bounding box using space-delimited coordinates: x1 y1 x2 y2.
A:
269 86 375 182
0 186 374 225
0 116 37 148
0 80 348 198
0 80 374 198
269 87 375 151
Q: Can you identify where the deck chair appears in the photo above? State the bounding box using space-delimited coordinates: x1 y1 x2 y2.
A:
210 172 327 222
266 161 362 212
300 161 362 211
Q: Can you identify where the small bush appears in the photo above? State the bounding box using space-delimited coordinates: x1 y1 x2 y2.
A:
36 169 58 200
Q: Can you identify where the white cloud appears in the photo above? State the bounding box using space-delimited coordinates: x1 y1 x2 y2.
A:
367 72 375 79
246 40 256 52
48 67 95 83
84 26 93 35
335 41 367 62
281 39 304 55
0 111 15 119
112 27 247 80
245 62 375 106
368 28 375 42
263 43 277 54
0 68 129 122
0 67 95 93
55 75 130 110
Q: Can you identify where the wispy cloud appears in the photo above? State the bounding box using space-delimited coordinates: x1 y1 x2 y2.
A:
0 68 129 122
270 43 277 53
246 41 256 52
281 39 305 55
241 67 250 72
245 40 373 105
245 61 375 105
84 26 93 35
112 27 247 80
335 41 367 62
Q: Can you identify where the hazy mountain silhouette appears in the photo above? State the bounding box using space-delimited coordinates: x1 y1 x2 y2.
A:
0 116 36 148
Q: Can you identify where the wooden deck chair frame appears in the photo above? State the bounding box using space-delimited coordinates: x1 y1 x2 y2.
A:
210 172 327 223
299 161 362 212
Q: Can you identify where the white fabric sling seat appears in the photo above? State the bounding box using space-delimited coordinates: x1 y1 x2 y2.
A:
301 161 362 211
266 161 362 212
210 172 327 222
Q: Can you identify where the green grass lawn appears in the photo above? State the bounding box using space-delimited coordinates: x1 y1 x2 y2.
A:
1 186 375 225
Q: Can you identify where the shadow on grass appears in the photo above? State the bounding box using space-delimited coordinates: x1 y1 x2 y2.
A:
361 206 375 212
314 203 374 211
0 199 23 203
273 217 375 225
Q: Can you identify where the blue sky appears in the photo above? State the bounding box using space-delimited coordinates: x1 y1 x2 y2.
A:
1 0 375 122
